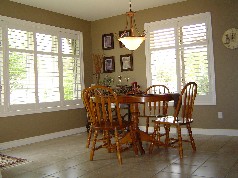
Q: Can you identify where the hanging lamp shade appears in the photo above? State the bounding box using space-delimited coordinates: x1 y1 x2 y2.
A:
119 36 145 51
118 0 145 51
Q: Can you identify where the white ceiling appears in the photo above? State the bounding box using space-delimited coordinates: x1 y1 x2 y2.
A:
10 0 186 21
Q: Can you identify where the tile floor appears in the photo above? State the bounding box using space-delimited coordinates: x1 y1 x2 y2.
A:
1 132 238 178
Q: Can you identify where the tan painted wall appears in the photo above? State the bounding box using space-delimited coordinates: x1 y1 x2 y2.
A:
91 0 238 129
0 0 93 142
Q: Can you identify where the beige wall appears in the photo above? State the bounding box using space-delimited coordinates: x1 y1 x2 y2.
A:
0 0 92 142
91 0 238 129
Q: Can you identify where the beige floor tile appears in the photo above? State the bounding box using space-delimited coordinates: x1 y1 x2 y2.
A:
50 166 89 178
162 163 199 175
115 168 157 178
192 165 230 178
152 171 189 178
2 170 44 178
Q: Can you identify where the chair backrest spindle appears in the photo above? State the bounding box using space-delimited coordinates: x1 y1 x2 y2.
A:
144 85 170 116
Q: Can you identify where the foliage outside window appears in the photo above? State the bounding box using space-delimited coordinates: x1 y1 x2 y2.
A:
145 12 216 105
0 16 84 117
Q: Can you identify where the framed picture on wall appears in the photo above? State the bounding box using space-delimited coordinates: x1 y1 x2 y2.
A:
119 30 131 48
120 54 133 72
102 33 114 50
103 56 115 73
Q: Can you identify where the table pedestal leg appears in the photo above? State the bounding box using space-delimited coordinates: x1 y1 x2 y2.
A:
130 103 145 155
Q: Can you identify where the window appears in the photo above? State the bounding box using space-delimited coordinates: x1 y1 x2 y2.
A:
0 16 84 117
145 12 216 105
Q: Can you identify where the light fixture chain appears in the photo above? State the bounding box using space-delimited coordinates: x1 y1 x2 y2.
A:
120 16 129 38
133 18 143 37
129 0 132 11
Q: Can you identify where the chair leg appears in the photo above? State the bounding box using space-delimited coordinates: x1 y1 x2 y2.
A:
157 123 161 141
90 130 98 161
149 122 158 154
102 130 107 143
86 123 93 148
106 131 112 153
187 123 196 151
146 117 149 133
156 123 163 148
115 128 122 165
164 124 170 147
177 125 183 159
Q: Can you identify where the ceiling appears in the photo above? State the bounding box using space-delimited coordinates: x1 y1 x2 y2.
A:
10 0 186 21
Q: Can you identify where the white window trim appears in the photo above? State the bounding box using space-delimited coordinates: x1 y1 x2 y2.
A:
145 12 216 105
0 15 85 117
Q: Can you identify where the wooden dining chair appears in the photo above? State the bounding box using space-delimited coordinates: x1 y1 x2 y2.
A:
149 82 197 158
83 85 138 164
83 88 131 148
139 85 170 134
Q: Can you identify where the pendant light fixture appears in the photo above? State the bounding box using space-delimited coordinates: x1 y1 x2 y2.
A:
118 0 145 51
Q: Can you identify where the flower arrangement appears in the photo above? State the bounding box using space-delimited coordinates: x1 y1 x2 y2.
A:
92 53 103 84
100 75 114 87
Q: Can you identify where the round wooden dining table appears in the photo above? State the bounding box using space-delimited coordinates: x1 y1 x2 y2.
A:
117 93 175 155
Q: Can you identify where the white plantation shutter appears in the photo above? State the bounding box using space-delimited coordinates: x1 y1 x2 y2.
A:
0 15 84 116
8 52 35 104
36 33 60 105
61 36 82 104
178 22 209 90
149 27 178 91
8 28 36 112
151 49 177 91
37 54 59 103
62 57 81 99
145 12 216 105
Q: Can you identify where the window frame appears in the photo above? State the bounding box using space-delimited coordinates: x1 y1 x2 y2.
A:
0 15 85 117
145 12 216 105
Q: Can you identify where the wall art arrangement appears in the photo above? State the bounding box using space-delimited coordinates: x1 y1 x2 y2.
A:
101 32 134 73
103 56 115 73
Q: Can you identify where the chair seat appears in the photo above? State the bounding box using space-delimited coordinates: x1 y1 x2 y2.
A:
154 116 193 125
140 114 167 117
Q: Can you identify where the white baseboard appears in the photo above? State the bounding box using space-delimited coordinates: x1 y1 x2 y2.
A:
139 126 238 136
0 127 87 150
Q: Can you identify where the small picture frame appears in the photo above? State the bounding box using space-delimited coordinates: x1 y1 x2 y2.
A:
119 30 131 48
120 54 133 72
103 56 115 73
102 33 114 50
